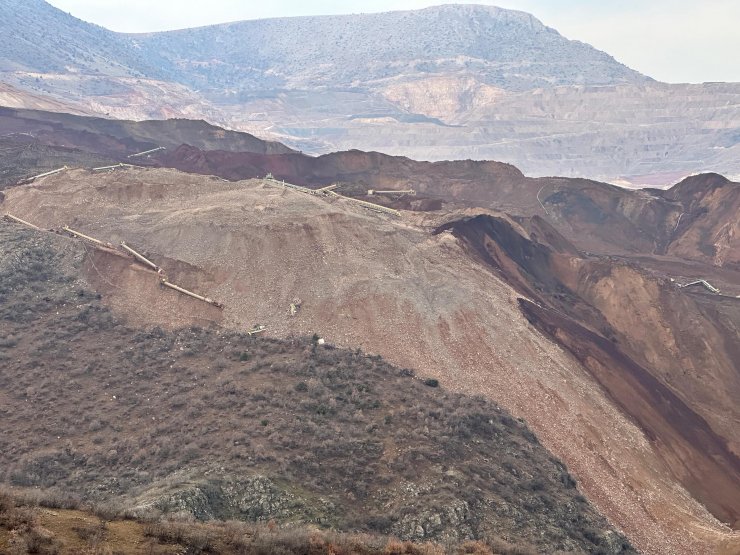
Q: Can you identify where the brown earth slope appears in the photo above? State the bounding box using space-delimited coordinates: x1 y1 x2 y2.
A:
149 145 739 268
0 106 295 158
657 173 740 267
1 108 738 552
0 220 636 554
2 168 738 554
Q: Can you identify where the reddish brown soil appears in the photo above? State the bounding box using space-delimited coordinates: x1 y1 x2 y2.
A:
520 299 740 527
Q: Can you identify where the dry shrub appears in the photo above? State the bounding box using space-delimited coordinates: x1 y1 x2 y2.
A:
17 526 63 555
144 520 214 553
384 539 445 555
486 538 538 555
456 540 493 554
0 491 13 513
28 490 81 511
73 521 108 546
0 492 36 533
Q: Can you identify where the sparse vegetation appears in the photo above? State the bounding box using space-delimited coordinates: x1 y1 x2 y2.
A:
0 490 547 554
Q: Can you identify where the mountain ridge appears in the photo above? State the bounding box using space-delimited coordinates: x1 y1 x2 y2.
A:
124 3 649 91
1 2 649 91
0 219 637 553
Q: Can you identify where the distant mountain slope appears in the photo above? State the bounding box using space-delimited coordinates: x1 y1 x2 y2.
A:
0 2 647 91
0 0 150 76
0 82 89 114
130 4 649 91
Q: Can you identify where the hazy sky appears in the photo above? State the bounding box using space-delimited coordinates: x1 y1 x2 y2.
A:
46 0 740 84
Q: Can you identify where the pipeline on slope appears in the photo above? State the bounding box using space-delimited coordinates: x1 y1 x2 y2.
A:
264 176 401 217
20 165 68 184
128 146 166 159
3 213 41 230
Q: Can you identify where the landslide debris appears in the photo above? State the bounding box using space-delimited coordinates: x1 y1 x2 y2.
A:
657 173 740 267
1 107 737 553
0 221 635 554
150 144 739 268
438 212 740 529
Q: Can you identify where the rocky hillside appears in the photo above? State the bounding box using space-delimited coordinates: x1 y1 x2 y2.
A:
0 0 149 76
0 491 638 555
130 4 647 92
0 494 572 555
0 220 635 554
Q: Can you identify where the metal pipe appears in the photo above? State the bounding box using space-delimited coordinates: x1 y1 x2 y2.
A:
92 163 139 171
369 190 415 195
120 242 160 271
93 163 124 171
327 191 401 216
267 177 400 215
247 325 267 336
3 214 41 230
161 280 223 308
127 146 165 159
265 177 317 195
25 166 68 182
678 279 721 294
62 226 112 248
